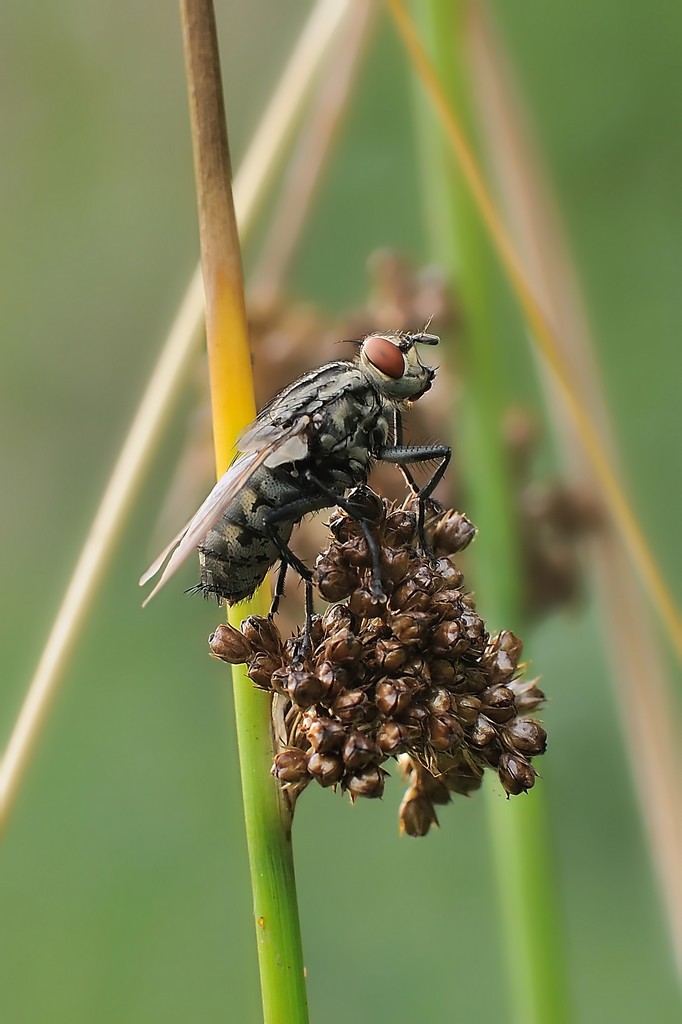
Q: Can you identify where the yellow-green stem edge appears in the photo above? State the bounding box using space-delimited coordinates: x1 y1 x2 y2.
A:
179 2 308 1020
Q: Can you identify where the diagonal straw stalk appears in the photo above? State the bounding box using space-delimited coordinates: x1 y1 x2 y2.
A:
179 2 308 1020
468 1 682 973
387 0 681 660
0 0 352 836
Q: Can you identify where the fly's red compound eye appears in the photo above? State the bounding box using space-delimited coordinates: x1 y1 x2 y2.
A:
363 336 405 379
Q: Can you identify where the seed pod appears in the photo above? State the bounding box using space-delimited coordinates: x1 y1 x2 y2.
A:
427 712 464 752
374 637 408 673
240 615 282 656
209 624 253 664
306 717 346 753
397 704 428 730
428 510 476 554
346 486 385 524
383 510 417 546
381 548 412 583
332 688 369 723
348 585 387 618
287 668 326 708
389 578 432 613
316 660 350 700
308 752 345 788
321 602 358 636
272 748 310 784
247 652 282 688
462 667 488 693
342 730 381 770
401 656 431 683
454 695 482 726
481 685 516 724
429 590 462 620
308 616 324 649
498 752 537 796
375 721 416 754
390 611 433 646
399 788 439 836
460 611 487 650
430 619 462 655
484 631 523 683
344 765 386 800
375 679 413 717
426 687 453 715
433 558 464 590
440 758 484 796
315 560 356 602
502 717 547 756
342 537 373 568
471 715 497 748
430 658 456 684
507 677 545 712
322 628 363 666
328 509 361 543
269 665 291 696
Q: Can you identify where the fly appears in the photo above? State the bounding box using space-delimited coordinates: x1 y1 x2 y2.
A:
139 330 451 631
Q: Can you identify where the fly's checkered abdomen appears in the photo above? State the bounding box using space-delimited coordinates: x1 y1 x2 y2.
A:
198 465 299 603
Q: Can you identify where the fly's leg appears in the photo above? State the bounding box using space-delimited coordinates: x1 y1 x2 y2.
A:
263 494 330 652
303 472 386 602
269 561 288 619
377 439 451 553
392 409 420 497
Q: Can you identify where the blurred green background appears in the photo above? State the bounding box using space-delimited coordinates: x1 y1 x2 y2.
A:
1 2 680 1021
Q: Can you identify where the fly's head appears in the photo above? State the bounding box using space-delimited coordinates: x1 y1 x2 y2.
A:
358 330 439 404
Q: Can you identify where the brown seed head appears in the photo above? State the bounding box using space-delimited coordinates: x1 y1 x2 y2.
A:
286 667 327 709
399 788 440 837
427 712 465 752
306 716 346 753
484 631 523 683
209 624 253 664
502 717 547 756
344 765 386 800
308 752 345 788
332 688 369 723
272 748 310 784
342 730 381 770
247 652 283 688
498 752 537 796
240 615 283 656
382 510 417 546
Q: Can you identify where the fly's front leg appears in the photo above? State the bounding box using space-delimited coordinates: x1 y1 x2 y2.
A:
392 408 420 497
376 442 451 553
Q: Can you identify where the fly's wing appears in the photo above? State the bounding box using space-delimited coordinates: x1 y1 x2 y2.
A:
235 360 359 460
139 413 313 606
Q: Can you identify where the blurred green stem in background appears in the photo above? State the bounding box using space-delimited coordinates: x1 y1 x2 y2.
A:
406 2 571 1021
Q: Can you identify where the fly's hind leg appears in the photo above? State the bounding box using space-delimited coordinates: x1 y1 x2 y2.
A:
268 561 288 620
263 495 329 653
268 562 314 648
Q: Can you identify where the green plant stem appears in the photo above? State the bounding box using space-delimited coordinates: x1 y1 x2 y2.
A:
231 662 309 1024
180 3 308 1020
408 3 570 1022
